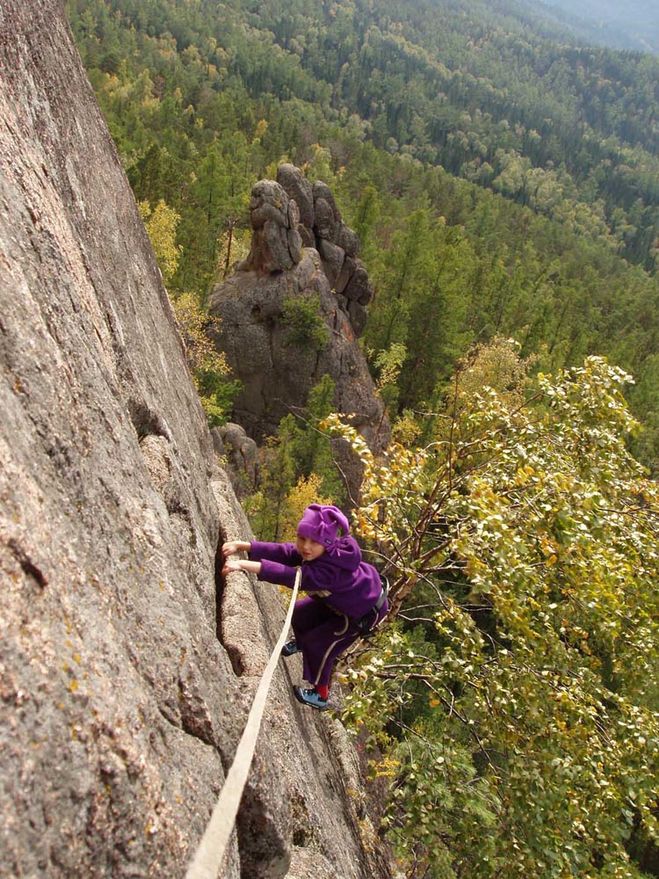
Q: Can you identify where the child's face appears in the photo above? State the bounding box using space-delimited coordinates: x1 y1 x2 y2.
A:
296 534 325 561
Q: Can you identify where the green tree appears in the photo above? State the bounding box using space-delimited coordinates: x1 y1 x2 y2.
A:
281 294 330 351
170 293 240 426
246 375 344 539
138 199 238 425
327 351 658 879
138 199 182 283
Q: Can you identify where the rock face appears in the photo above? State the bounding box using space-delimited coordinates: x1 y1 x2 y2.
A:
0 4 393 878
212 422 259 497
276 164 375 337
237 180 304 274
208 167 389 475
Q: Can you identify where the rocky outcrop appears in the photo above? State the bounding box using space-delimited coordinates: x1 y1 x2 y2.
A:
276 164 375 338
212 423 259 497
0 3 394 878
237 180 304 275
208 167 389 482
234 165 375 340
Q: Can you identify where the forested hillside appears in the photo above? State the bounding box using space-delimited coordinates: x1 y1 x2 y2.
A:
531 0 659 54
71 0 659 266
64 2 659 878
67 0 658 467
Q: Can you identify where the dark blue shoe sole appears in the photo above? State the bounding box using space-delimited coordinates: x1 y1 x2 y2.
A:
293 686 329 711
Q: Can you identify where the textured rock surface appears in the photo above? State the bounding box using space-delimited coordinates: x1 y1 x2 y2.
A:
275 165 375 336
277 163 314 229
209 167 389 484
238 181 303 274
208 248 389 487
0 3 393 878
211 422 259 497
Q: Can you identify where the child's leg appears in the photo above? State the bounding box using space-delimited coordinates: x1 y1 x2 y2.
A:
299 615 361 691
291 598 337 685
291 596 332 638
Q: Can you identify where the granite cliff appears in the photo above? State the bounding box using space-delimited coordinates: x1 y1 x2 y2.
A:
208 167 390 487
0 3 393 877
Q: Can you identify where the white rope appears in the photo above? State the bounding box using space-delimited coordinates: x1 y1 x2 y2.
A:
185 568 302 879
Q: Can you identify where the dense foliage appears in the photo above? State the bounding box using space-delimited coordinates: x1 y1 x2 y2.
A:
245 374 345 539
70 0 659 269
328 346 658 878
138 198 239 423
66 0 658 466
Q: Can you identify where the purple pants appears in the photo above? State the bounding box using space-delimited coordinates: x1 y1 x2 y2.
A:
291 596 387 688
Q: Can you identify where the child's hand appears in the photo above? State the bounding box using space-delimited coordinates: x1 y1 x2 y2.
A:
222 540 249 558
222 558 244 576
221 557 261 577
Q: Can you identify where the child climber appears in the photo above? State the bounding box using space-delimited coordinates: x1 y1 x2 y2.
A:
221 504 388 710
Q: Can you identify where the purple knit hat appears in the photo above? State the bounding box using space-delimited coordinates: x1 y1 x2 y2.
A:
297 504 350 548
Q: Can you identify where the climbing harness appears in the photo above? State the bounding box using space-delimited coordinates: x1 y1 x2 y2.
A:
354 574 390 637
185 568 302 879
311 573 390 638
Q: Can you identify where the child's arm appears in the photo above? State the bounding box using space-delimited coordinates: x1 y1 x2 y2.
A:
221 540 303 586
222 539 302 566
222 540 251 557
222 555 298 588
256 559 297 587
248 541 303 566
222 558 262 577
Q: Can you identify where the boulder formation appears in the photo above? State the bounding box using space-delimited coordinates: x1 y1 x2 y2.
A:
212 422 259 496
208 166 389 477
236 164 375 339
236 179 304 275
0 3 394 878
276 164 375 338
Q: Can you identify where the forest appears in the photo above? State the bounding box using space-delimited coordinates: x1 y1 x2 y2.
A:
533 0 659 54
67 0 658 465
66 1 658 877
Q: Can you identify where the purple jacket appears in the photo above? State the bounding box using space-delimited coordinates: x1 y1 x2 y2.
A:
248 536 383 618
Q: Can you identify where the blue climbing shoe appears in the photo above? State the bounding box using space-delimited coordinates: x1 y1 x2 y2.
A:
293 686 329 711
281 639 299 657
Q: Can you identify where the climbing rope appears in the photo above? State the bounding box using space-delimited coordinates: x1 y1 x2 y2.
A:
185 568 302 879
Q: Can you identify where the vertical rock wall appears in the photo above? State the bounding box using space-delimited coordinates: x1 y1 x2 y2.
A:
0 3 394 878
0 1 237 874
